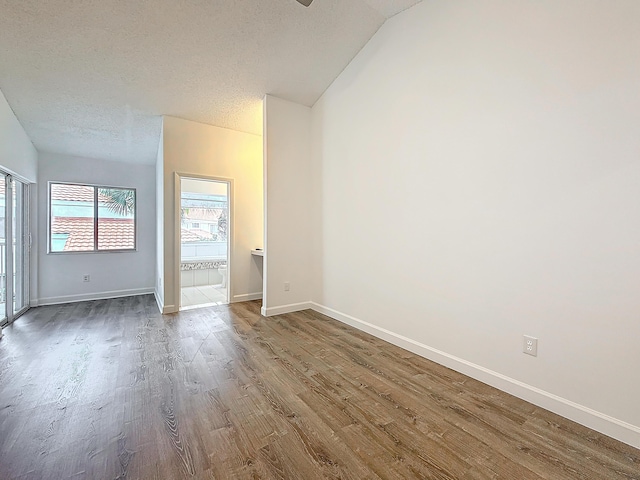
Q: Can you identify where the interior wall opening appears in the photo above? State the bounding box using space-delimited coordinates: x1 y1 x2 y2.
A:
179 177 230 309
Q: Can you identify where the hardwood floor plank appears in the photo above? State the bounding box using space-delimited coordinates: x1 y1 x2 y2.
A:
0 296 638 479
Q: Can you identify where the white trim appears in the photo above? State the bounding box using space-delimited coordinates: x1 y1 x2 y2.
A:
162 304 179 314
310 302 640 450
174 174 181 310
154 288 164 313
262 301 312 317
261 99 269 320
232 292 263 302
38 288 154 306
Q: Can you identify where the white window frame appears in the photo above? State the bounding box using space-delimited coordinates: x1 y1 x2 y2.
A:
48 182 137 254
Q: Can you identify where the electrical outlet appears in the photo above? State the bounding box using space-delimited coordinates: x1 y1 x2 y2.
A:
83 274 90 282
284 281 290 292
523 335 538 357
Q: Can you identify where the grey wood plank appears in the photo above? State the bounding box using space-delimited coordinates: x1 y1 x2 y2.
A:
0 296 637 479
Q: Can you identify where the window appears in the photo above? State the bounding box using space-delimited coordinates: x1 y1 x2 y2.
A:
192 222 200 229
49 183 136 253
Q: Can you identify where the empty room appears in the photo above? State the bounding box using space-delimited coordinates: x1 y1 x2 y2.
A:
0 0 639 478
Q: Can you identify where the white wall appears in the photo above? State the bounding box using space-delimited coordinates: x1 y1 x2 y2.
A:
0 88 38 307
0 89 37 182
37 152 156 304
310 0 640 447
161 116 263 312
262 96 314 315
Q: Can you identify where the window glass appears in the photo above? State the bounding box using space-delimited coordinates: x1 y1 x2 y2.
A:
49 183 136 253
97 188 135 250
50 184 95 252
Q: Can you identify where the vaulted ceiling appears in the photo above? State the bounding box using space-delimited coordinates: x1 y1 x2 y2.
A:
0 0 421 164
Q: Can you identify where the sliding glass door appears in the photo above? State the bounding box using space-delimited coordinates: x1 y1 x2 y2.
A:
0 173 29 326
12 179 28 316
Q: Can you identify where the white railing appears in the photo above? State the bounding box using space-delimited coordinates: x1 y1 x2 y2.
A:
181 241 227 262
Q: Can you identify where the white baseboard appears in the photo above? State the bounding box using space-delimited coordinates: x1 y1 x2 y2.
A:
162 304 179 314
262 301 312 317
37 288 155 306
152 288 178 315
310 302 640 450
232 292 263 303
153 289 164 313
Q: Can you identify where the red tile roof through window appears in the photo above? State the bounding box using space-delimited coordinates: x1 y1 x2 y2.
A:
182 208 223 221
50 184 121 202
180 229 214 242
51 217 134 250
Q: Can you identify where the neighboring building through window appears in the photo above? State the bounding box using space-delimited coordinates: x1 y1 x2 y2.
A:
49 183 136 252
180 193 226 244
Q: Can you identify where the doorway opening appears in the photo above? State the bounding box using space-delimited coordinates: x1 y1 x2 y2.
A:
179 177 230 309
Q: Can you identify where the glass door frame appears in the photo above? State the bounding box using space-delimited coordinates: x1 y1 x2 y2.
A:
12 177 29 319
0 173 30 326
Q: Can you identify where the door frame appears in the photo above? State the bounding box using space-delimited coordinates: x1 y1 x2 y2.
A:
12 178 29 320
0 173 30 326
174 172 234 309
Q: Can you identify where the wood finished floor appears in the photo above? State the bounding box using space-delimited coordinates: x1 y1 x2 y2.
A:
0 296 638 479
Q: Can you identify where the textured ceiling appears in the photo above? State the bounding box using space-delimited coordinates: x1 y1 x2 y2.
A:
0 0 421 164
